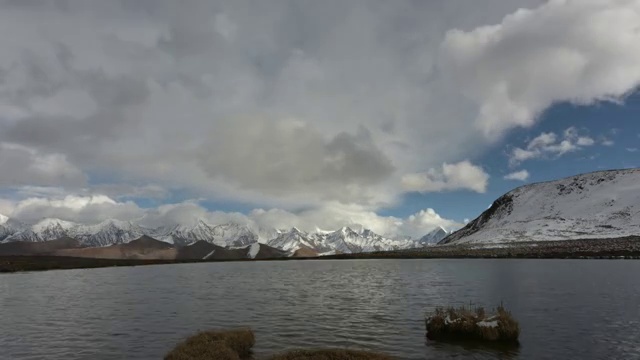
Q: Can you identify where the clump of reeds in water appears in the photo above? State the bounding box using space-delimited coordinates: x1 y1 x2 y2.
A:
425 304 520 343
165 328 393 360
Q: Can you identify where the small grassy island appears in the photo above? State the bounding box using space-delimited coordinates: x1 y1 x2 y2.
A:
165 328 393 360
425 305 520 343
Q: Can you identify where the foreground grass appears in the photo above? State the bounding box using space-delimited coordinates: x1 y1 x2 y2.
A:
268 349 392 360
425 305 520 343
165 329 393 360
165 329 255 360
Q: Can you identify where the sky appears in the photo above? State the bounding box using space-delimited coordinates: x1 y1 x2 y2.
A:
0 0 639 238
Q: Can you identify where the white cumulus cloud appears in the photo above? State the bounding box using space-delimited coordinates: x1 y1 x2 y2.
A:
402 161 489 193
504 170 530 181
0 0 637 229
1 194 460 239
509 127 596 166
7 195 144 224
441 0 640 138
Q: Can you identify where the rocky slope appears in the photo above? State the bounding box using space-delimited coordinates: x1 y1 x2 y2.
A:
441 169 640 244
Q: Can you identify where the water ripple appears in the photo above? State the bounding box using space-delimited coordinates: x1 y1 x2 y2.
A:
1 259 639 359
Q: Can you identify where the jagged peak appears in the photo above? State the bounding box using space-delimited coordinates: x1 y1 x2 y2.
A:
335 226 360 237
338 226 354 233
213 222 252 231
196 218 211 227
32 218 76 231
167 218 211 231
427 226 448 235
359 228 377 237
96 218 136 228
314 227 333 234
290 226 305 234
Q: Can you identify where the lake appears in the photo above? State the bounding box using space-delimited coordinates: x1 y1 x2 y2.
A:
1 259 639 359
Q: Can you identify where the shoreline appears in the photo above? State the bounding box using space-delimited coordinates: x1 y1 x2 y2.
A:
2 236 639 273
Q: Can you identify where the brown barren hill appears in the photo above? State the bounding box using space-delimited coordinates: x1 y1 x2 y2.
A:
175 240 247 261
54 235 177 260
292 246 319 258
252 243 288 259
0 236 81 256
177 241 287 260
176 240 220 260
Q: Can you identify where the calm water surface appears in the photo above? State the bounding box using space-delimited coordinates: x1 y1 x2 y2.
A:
1 259 639 359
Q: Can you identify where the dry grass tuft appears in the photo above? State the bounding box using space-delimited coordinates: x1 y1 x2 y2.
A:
268 349 393 360
165 329 396 359
426 304 519 343
165 328 254 360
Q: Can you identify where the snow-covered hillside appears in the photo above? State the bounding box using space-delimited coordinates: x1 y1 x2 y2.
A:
441 169 640 244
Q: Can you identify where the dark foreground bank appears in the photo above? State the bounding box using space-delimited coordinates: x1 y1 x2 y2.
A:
1 236 639 273
165 328 394 360
0 255 201 273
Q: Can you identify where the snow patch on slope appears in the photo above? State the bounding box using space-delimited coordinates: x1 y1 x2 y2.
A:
248 243 260 259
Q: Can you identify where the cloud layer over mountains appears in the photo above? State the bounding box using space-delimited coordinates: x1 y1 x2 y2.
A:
1 0 639 235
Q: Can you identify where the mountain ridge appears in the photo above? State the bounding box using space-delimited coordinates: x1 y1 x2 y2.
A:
441 168 640 245
0 216 445 255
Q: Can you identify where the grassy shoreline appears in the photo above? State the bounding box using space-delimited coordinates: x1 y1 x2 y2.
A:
1 236 639 273
165 328 394 360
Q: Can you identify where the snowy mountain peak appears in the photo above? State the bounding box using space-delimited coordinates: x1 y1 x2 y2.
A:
360 229 374 237
442 168 640 244
99 218 131 227
419 226 449 245
32 218 76 232
337 226 359 237
196 218 210 227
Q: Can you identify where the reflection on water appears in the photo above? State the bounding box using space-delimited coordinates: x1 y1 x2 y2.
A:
426 339 520 359
1 259 639 359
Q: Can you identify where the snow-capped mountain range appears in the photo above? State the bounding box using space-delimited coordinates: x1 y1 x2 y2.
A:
153 221 261 247
0 216 450 254
441 169 640 245
267 226 430 255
